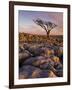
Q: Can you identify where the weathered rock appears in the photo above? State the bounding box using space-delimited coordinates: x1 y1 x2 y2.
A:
54 62 63 70
53 46 59 55
39 71 49 78
19 50 32 66
19 65 42 78
28 47 45 56
40 47 54 56
23 56 54 69
57 47 63 57
19 50 32 60
19 71 29 79
19 46 25 53
48 71 57 77
31 69 42 78
23 56 45 65
59 54 63 64
19 42 63 78
23 43 31 50
59 47 63 53
53 62 63 77
33 57 54 69
53 46 63 57
56 70 63 77
51 56 60 63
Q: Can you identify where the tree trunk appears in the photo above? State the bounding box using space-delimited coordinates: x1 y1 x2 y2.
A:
47 30 51 39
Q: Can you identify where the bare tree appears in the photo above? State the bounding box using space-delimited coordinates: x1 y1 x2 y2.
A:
33 18 57 39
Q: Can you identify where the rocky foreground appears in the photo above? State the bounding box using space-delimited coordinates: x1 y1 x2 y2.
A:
19 42 63 79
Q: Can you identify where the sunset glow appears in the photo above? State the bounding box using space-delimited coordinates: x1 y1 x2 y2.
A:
18 10 63 35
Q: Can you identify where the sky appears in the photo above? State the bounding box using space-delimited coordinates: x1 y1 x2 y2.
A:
18 10 63 35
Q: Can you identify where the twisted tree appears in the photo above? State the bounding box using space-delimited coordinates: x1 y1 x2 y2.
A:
33 18 57 39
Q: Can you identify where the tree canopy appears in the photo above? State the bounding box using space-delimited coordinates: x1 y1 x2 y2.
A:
33 18 57 38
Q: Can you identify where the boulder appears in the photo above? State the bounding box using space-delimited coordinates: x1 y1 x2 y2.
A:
23 56 55 70
53 46 63 57
48 71 57 77
31 69 42 78
19 46 25 53
33 57 54 69
40 47 54 56
51 56 60 63
19 65 42 79
23 43 31 50
59 54 63 64
19 50 32 66
56 70 63 77
19 71 29 79
28 46 44 56
53 46 59 55
23 56 45 65
19 43 63 78
39 71 49 78
57 47 63 56
54 62 63 72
